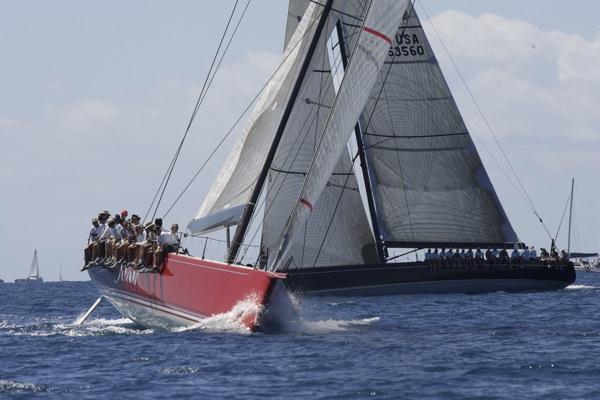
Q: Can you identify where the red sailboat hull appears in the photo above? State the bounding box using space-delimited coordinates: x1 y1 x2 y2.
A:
87 254 286 331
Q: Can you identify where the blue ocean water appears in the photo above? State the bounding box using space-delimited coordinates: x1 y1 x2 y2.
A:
1 272 599 399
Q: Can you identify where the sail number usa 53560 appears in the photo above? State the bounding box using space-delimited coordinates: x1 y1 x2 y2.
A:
388 33 425 57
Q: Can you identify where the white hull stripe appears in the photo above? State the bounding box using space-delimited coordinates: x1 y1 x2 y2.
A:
102 287 208 322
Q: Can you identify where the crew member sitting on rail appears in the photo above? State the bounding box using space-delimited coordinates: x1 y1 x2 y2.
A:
511 248 521 266
158 223 180 249
485 248 493 265
88 218 100 243
439 248 446 267
424 249 432 265
145 223 166 272
84 218 101 265
90 210 111 263
152 223 180 271
126 224 146 267
475 248 483 268
105 218 121 266
522 246 531 261
499 247 509 264
530 246 538 260
114 213 133 265
134 222 156 269
432 249 440 267
466 249 474 268
453 249 461 267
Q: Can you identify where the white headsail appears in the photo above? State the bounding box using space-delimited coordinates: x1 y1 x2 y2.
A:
269 0 409 270
188 3 324 235
262 5 379 268
29 249 39 278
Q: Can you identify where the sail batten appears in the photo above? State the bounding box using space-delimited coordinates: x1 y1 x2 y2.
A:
359 8 519 246
269 0 410 270
262 1 379 269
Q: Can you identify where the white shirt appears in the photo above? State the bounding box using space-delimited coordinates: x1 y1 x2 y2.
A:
158 231 179 246
111 226 122 241
89 225 101 241
136 232 146 243
98 223 111 240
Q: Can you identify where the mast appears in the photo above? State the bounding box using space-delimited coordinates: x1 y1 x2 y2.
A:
335 20 386 263
30 249 39 278
227 0 334 264
567 178 575 257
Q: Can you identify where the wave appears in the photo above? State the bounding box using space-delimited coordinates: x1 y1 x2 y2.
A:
173 294 264 334
565 284 597 290
0 380 46 393
284 316 380 334
170 289 379 335
2 317 152 337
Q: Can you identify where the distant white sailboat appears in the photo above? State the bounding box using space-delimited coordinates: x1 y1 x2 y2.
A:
15 249 44 283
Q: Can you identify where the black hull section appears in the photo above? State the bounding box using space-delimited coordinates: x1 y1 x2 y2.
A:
284 262 576 296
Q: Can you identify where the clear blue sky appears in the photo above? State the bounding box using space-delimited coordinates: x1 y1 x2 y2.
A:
1 1 598 281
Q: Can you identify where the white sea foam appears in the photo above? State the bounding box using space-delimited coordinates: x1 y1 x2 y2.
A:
173 294 264 334
5 317 151 337
159 366 200 375
0 380 44 393
565 284 597 290
287 316 380 334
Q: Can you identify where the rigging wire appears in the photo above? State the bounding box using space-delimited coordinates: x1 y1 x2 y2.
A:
144 0 243 222
553 187 572 243
416 0 553 240
238 2 371 264
161 6 327 220
238 42 344 262
313 0 417 266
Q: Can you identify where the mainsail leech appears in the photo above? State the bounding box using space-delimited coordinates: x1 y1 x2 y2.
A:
359 9 519 246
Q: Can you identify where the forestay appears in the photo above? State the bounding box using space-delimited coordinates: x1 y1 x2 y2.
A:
360 8 519 246
269 0 409 270
188 4 323 235
262 1 378 269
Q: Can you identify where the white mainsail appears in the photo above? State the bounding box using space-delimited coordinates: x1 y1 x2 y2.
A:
29 249 39 278
359 8 518 246
188 3 324 235
262 4 378 268
269 0 409 270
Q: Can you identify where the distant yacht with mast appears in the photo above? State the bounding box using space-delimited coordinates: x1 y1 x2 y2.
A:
15 249 44 283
